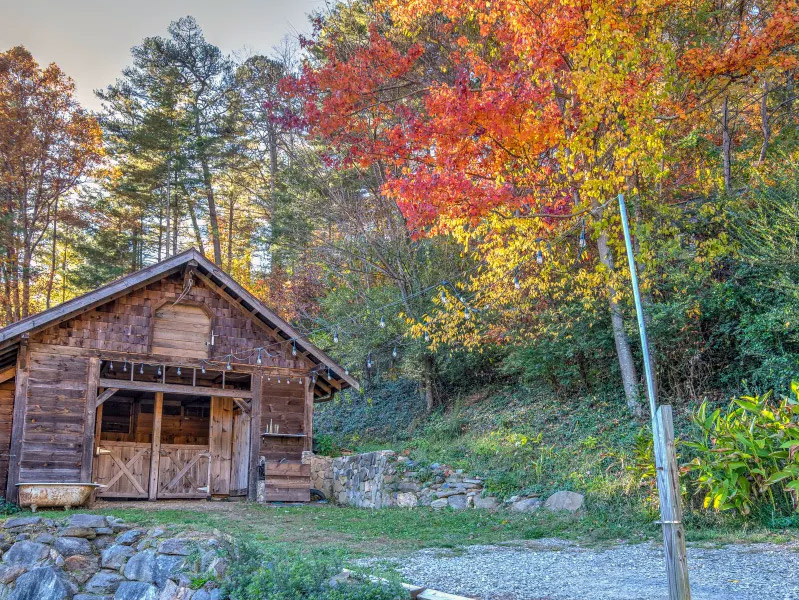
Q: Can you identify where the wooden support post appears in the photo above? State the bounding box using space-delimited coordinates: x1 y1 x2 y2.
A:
94 403 104 450
655 405 691 600
80 357 101 483
6 337 29 502
148 391 164 501
248 372 262 502
304 377 314 452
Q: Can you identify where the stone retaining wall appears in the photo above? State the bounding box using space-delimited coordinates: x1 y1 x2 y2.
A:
310 451 584 513
0 514 229 600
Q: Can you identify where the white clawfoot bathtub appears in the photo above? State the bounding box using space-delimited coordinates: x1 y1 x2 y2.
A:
16 483 104 512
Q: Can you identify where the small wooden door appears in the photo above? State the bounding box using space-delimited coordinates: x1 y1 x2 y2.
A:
156 444 210 498
209 397 233 495
230 408 251 496
93 441 151 498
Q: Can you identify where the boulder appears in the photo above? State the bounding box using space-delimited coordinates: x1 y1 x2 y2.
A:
157 539 194 556
114 581 160 600
68 515 108 529
64 553 100 583
473 496 499 510
205 556 228 579
2 541 50 567
395 492 418 508
9 567 71 600
123 551 156 583
85 570 125 594
510 498 542 513
544 491 584 513
102 545 136 570
2 518 41 530
430 498 448 510
154 554 184 587
61 526 98 539
115 530 145 546
34 533 55 544
447 495 468 510
54 536 93 557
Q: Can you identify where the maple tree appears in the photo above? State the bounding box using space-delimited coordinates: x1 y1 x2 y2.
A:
0 46 103 320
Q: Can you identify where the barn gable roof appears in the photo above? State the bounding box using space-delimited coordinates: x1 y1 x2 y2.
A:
0 248 358 393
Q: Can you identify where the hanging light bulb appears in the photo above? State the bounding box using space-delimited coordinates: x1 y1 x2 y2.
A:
513 274 520 290
267 374 271 381
226 358 232 371
379 316 386 328
392 347 398 359
122 361 127 373
157 365 162 376
176 366 181 376
333 329 339 344
108 361 114 372
139 363 144 375
256 349 262 365
440 290 448 304
286 378 291 385
536 249 544 264
292 340 297 357
277 378 281 384
299 378 303 385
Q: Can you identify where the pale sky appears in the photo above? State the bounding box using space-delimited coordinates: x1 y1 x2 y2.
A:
0 0 325 110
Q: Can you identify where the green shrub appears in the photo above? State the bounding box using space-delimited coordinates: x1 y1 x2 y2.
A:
222 544 403 600
684 383 799 515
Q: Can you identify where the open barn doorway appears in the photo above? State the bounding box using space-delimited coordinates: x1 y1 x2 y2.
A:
92 390 250 500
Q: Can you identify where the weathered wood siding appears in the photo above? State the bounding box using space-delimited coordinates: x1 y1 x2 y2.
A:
20 347 90 483
35 274 306 369
0 380 15 491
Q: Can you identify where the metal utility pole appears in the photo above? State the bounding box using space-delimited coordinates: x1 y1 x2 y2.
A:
618 193 691 600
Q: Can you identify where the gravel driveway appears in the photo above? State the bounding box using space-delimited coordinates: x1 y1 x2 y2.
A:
366 538 799 600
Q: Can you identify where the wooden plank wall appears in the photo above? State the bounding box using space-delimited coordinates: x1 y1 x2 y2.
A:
230 409 250 496
260 380 310 501
20 348 90 483
209 397 233 495
0 380 15 492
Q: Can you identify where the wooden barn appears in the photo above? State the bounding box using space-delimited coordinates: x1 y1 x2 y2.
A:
0 249 356 504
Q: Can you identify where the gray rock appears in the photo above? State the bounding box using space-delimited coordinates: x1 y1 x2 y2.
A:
9 567 70 600
85 570 125 594
205 556 228 579
544 491 584 513
61 526 98 539
154 553 185 587
2 517 41 530
447 494 468 510
430 498 448 510
124 550 156 583
157 539 194 556
511 498 542 513
94 536 115 551
95 528 114 535
55 536 93 557
115 530 145 546
398 482 420 493
74 595 113 600
69 514 108 529
473 496 499 510
102 544 136 570
34 533 55 544
2 541 50 566
114 581 160 600
395 492 418 508
0 565 25 584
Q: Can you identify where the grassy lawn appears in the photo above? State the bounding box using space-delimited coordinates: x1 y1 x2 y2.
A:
10 500 795 558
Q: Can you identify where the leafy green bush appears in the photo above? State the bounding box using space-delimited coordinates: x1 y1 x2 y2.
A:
685 383 799 515
223 544 403 600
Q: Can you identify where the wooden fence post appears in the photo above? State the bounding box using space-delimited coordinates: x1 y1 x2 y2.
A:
654 405 691 600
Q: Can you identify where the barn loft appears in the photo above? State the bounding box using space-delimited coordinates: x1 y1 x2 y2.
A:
0 249 356 504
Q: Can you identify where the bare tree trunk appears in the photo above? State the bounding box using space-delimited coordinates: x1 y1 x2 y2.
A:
61 241 67 303
20 243 32 318
45 197 58 309
423 352 435 413
722 95 732 192
172 194 179 256
195 114 223 265
759 81 770 164
596 229 641 416
227 198 234 271
164 188 171 258
186 193 205 255
157 205 163 262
